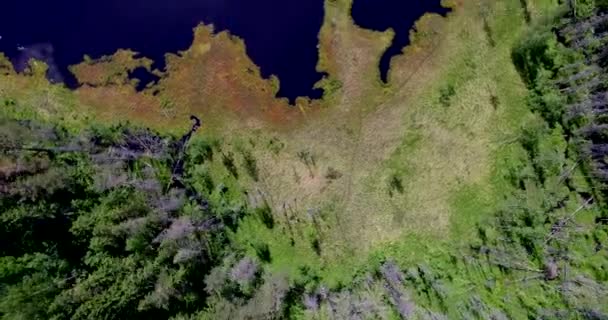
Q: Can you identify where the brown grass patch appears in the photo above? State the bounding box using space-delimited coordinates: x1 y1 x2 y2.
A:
69 25 328 132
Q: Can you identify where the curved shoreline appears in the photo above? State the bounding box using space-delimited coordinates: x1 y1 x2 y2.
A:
0 0 455 127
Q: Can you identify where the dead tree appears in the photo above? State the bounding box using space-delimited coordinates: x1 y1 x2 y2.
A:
169 115 202 189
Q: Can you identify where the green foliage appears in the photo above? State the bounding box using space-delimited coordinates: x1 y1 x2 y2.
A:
317 77 343 100
240 149 259 182
598 0 608 9
254 243 272 263
574 0 597 18
0 119 256 319
255 204 275 229
266 137 285 155
439 83 456 107
310 238 321 256
388 173 404 196
221 152 238 179
188 138 215 163
3 4 608 320
512 25 571 84
527 69 567 125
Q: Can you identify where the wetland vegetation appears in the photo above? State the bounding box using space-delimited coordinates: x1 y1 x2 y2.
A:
1 0 608 319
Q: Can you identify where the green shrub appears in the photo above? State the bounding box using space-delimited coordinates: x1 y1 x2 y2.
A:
439 84 456 107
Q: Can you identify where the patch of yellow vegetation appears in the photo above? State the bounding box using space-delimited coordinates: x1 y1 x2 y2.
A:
0 56 83 124
0 54 15 76
70 49 153 87
317 0 392 108
0 0 555 273
194 43 211 57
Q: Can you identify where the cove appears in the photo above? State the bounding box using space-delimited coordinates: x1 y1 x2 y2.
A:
0 0 325 102
351 0 449 83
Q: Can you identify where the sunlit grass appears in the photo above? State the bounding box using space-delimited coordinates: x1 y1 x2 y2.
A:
0 0 561 289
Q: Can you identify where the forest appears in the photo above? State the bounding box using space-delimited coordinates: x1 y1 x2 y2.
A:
1 0 608 319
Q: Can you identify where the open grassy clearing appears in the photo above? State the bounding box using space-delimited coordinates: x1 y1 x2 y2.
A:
178 0 563 286
0 0 559 286
235 0 560 281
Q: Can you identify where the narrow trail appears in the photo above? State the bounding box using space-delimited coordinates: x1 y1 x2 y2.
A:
335 31 446 241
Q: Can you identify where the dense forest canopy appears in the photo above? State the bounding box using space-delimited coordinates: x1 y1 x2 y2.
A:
1 0 608 319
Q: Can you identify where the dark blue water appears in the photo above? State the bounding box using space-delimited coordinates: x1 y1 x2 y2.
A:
0 1 446 101
0 0 325 102
351 0 449 83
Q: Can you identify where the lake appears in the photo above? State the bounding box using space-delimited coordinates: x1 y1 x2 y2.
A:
0 0 446 101
352 0 449 82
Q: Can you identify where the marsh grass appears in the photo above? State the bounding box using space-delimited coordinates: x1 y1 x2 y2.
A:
0 0 562 289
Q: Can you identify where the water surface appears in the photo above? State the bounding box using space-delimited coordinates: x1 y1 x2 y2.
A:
0 0 325 101
351 0 449 83
0 1 447 101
